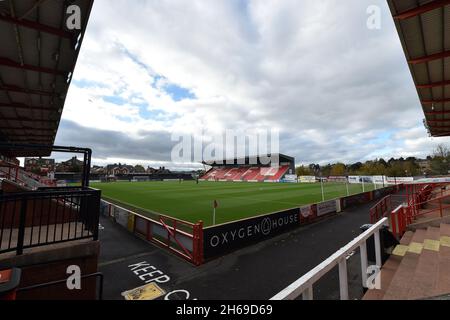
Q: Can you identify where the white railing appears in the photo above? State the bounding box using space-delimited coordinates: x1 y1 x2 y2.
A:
271 217 388 300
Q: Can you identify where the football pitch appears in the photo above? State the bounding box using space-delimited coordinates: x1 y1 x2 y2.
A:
92 181 377 226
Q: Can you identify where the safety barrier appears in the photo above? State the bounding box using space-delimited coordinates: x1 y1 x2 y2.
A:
371 182 450 239
100 200 203 265
271 218 388 300
0 188 100 255
203 185 400 260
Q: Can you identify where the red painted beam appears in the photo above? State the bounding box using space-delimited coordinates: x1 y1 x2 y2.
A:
0 57 67 76
417 80 450 89
6 134 54 138
431 131 450 136
422 99 450 104
394 0 450 20
0 102 55 112
0 127 55 132
427 119 450 123
429 125 450 129
425 110 450 115
0 84 56 96
0 14 74 39
1 117 57 123
409 51 450 64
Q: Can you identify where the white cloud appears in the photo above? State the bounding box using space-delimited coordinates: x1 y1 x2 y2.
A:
56 0 450 168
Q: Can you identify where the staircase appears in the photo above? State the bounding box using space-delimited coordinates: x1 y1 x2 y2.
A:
363 223 450 300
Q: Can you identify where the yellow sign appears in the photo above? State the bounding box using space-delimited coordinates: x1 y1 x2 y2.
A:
423 239 440 252
392 245 409 257
441 236 450 248
122 282 166 301
408 242 423 254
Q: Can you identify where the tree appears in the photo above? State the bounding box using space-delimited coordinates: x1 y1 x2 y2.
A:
430 144 450 175
348 162 362 174
330 163 346 176
296 165 311 176
134 165 146 173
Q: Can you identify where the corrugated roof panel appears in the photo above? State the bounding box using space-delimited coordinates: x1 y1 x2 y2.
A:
445 6 450 49
421 9 443 55
412 63 430 84
400 18 425 59
0 0 94 155
389 0 450 137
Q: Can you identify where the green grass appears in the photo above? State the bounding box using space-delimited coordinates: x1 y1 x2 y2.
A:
92 181 377 226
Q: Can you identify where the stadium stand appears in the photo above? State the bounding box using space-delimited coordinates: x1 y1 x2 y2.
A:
0 0 100 300
201 154 295 182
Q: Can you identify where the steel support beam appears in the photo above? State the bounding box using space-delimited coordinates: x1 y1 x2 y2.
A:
0 14 75 39
417 80 450 89
409 51 450 65
0 57 67 76
0 127 55 132
422 99 450 104
1 117 57 123
426 119 450 123
394 0 450 20
0 102 55 112
425 110 450 115
0 84 56 96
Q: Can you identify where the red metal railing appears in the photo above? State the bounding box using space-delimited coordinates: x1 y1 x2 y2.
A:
374 182 450 238
101 200 204 265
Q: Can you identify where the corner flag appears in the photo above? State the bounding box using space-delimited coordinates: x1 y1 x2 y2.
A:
213 200 219 225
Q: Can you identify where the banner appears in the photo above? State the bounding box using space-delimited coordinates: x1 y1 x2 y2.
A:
298 176 316 183
348 176 360 184
203 208 300 259
372 176 385 185
282 174 298 183
316 200 337 217
414 177 450 183
348 176 375 184
300 205 313 218
386 177 414 184
327 176 347 183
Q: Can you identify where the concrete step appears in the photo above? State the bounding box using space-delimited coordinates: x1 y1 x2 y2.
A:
382 229 427 300
407 227 441 299
433 224 450 297
362 231 414 300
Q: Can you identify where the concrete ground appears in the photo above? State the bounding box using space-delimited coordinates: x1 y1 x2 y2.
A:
98 200 380 300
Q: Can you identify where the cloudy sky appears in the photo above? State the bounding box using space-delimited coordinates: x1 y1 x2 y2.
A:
55 0 449 170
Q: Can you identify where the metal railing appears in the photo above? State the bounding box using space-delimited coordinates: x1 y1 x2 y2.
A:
271 218 388 300
17 272 104 300
369 194 407 223
370 183 449 240
0 188 101 255
100 199 204 265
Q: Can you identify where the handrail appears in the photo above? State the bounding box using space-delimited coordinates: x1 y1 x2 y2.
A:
1 188 101 255
101 199 203 265
271 217 388 300
17 272 104 300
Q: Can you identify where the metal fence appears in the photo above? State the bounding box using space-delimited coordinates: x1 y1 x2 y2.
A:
100 199 203 265
0 188 101 255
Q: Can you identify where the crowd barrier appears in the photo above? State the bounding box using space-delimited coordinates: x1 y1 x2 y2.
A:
99 185 402 264
100 200 204 265
202 185 401 260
